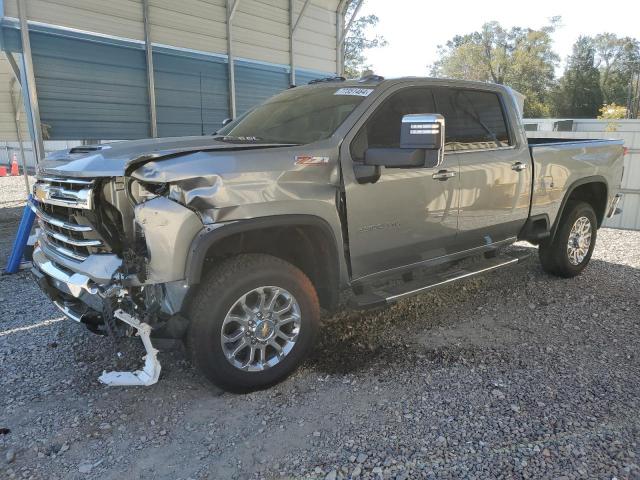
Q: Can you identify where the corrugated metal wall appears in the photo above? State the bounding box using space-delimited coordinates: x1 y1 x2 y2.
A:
31 29 151 139
0 0 338 141
153 48 228 137
525 119 640 231
0 54 25 141
2 0 338 71
148 0 227 56
290 0 337 72
3 0 146 41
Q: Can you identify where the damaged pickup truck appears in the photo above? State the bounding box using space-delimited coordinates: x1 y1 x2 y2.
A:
30 76 625 392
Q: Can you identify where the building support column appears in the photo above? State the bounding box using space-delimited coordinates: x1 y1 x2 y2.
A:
17 0 44 163
289 0 312 86
142 0 158 138
9 78 30 194
226 0 240 119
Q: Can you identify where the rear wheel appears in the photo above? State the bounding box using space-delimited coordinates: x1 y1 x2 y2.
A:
539 201 597 278
187 254 320 392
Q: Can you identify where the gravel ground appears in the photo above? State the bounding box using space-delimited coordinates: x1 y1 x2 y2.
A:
0 176 34 265
1 175 639 479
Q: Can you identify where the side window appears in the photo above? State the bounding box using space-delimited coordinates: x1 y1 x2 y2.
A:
433 88 511 152
350 87 435 161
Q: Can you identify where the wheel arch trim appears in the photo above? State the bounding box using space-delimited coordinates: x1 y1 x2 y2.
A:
184 214 343 287
550 175 608 240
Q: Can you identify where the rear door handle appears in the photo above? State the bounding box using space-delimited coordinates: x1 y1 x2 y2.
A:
432 170 457 181
511 162 527 172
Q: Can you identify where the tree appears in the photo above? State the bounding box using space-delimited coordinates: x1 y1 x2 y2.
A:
597 103 627 132
430 19 560 117
343 1 387 78
553 37 603 117
597 103 627 120
593 33 640 105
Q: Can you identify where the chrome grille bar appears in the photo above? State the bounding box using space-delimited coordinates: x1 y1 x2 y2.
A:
30 202 93 232
42 239 88 261
40 224 102 247
38 177 95 186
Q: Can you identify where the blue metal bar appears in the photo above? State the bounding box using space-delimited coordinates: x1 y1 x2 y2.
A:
4 195 35 274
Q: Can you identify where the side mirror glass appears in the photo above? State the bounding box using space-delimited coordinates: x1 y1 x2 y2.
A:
222 117 233 126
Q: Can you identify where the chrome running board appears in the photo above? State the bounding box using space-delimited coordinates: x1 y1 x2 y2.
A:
352 251 530 308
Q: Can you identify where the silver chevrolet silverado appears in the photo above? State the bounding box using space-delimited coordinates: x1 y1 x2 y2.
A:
30 76 625 392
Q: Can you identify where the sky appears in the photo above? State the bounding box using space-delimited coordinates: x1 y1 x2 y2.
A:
358 0 640 78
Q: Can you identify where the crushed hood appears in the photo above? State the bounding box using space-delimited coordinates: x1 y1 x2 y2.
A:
38 136 293 178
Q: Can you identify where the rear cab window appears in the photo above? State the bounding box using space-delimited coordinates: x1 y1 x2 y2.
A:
432 88 512 152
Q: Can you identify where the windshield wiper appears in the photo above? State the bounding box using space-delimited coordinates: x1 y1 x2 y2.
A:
213 135 265 143
213 135 300 146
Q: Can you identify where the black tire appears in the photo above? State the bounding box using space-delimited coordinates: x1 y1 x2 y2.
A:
187 254 320 393
539 201 598 278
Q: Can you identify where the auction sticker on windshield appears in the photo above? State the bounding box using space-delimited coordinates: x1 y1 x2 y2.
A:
334 88 374 96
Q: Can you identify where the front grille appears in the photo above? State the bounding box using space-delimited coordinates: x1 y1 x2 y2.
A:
33 176 94 210
33 177 110 261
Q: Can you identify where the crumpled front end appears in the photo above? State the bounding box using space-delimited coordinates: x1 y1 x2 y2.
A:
30 175 203 337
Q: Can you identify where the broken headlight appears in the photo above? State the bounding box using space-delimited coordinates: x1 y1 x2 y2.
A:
126 179 168 205
167 184 185 204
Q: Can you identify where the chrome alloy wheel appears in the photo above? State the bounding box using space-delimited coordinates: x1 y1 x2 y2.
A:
221 286 301 371
567 216 592 266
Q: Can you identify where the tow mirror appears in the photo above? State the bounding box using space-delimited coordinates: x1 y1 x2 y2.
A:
363 113 445 170
400 113 444 151
400 113 445 168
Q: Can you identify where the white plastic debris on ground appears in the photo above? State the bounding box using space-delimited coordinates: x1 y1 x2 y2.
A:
98 309 161 386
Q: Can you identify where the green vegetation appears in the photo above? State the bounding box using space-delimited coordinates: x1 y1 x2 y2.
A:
430 19 640 118
343 1 387 78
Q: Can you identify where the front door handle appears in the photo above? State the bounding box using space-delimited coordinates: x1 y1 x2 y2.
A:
511 162 527 172
432 170 457 181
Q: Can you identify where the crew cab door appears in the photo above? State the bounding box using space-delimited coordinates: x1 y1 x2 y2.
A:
341 86 459 281
431 87 532 246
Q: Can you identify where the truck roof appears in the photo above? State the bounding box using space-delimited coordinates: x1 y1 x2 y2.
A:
302 76 512 93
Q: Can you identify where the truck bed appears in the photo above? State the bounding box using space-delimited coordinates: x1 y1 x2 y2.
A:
527 137 624 226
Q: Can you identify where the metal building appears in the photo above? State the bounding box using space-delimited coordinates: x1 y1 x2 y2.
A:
0 0 357 165
525 118 640 231
0 53 24 139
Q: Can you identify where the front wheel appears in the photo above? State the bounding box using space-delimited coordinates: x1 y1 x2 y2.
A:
539 201 597 278
187 254 320 392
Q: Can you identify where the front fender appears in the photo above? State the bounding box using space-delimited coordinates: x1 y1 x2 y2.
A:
135 196 203 283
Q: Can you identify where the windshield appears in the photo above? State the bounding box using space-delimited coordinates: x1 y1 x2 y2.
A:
215 86 374 144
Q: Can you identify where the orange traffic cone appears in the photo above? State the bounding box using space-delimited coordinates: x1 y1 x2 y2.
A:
10 154 19 176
